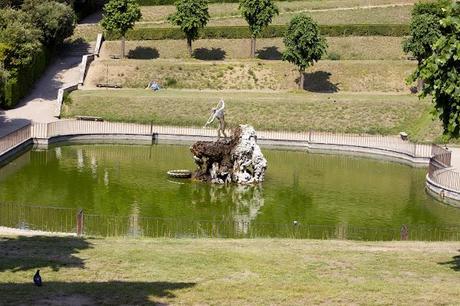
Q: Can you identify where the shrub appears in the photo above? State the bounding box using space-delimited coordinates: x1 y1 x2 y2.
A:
328 52 341 60
105 24 409 41
1 47 51 108
164 77 177 88
136 0 290 4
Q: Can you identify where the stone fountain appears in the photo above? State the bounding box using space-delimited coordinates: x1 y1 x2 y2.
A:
190 124 267 185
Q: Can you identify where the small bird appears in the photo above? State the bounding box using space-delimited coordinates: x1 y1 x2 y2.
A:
33 270 42 287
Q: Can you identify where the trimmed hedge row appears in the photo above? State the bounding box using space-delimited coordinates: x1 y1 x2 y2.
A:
1 48 52 109
105 24 409 40
137 0 295 5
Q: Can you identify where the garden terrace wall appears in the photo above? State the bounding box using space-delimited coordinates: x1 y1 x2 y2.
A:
105 24 409 41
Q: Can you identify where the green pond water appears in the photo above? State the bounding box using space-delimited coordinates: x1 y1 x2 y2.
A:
1 144 460 240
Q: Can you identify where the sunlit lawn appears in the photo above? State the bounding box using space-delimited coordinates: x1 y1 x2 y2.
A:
0 235 458 305
63 89 441 142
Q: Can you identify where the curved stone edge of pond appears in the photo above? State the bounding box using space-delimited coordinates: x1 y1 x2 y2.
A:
426 172 460 208
1 124 459 207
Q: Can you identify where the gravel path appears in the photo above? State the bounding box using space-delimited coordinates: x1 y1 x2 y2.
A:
0 44 93 137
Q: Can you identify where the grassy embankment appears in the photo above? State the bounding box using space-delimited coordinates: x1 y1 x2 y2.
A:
0 235 459 305
100 36 407 60
64 90 441 141
84 59 415 92
72 0 414 42
138 2 413 27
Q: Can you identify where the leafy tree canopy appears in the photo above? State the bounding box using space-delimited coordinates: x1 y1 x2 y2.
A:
282 14 327 73
168 0 209 42
101 0 142 37
410 1 460 138
0 9 41 69
22 0 77 46
412 0 449 18
239 0 279 37
403 0 449 62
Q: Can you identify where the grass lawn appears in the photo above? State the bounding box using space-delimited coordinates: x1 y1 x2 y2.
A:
84 59 416 92
0 235 459 305
139 0 413 26
70 0 415 42
63 89 441 141
100 37 406 61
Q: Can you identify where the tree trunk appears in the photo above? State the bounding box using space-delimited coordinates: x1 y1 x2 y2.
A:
251 37 256 58
187 37 193 56
121 36 125 59
416 59 424 92
299 69 305 89
417 78 424 92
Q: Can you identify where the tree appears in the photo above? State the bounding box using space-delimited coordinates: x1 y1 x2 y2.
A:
282 14 327 89
0 0 23 8
0 9 42 69
168 0 209 56
239 0 278 58
101 0 141 58
403 0 449 91
22 0 77 46
409 1 460 138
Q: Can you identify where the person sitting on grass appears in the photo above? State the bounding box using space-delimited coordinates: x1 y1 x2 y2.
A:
146 80 160 91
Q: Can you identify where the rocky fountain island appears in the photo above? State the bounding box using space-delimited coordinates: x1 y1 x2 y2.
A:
190 125 267 185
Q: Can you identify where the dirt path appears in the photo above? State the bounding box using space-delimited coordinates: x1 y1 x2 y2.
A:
0 44 93 137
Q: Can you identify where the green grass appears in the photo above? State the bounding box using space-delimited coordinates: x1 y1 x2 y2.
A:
70 24 102 43
0 235 459 305
101 37 407 60
63 89 439 139
84 59 416 92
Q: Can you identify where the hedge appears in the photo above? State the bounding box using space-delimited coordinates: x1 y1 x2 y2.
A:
1 48 52 109
136 0 295 5
105 24 409 40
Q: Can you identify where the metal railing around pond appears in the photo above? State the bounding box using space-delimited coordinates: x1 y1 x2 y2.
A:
1 203 459 241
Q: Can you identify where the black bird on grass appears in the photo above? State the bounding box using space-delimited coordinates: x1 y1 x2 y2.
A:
33 270 42 286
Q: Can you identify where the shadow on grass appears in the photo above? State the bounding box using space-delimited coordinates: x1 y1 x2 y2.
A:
439 250 460 271
128 47 160 60
0 281 196 305
0 236 92 272
193 48 226 60
299 71 340 93
256 46 282 60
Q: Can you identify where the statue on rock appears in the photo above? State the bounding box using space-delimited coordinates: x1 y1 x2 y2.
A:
204 99 227 139
191 124 267 185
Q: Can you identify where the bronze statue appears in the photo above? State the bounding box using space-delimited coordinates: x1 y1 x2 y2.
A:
204 99 227 138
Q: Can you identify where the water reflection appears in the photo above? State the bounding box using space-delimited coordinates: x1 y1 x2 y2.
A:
191 183 265 234
1 144 460 239
128 201 143 237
